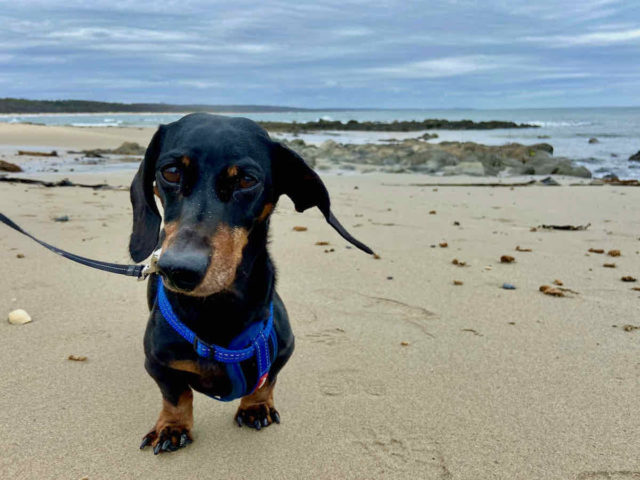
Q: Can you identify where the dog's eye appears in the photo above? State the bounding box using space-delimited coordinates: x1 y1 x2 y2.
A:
161 166 182 184
238 175 257 190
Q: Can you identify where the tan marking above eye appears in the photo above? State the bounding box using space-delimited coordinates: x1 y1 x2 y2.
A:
227 165 239 177
257 203 274 222
181 156 191 167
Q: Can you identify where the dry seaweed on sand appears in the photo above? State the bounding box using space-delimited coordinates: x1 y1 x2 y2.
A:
399 180 537 188
539 285 565 297
17 150 57 157
0 176 123 190
539 223 591 231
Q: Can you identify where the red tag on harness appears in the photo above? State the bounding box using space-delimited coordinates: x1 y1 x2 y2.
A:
255 373 268 391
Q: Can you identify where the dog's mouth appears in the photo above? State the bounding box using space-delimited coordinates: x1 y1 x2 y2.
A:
159 274 197 295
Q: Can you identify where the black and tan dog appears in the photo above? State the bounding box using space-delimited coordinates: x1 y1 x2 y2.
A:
130 113 372 454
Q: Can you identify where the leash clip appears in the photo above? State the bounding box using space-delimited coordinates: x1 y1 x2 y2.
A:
139 248 162 281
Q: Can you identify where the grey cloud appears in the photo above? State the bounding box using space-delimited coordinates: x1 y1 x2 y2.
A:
0 0 638 107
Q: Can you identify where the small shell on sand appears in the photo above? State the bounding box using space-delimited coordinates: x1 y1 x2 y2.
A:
603 263 616 268
429 210 436 215
500 255 515 263
400 341 410 346
453 280 463 285
588 248 604 254
621 276 637 282
515 246 532 252
608 249 621 257
8 309 32 325
439 242 448 248
68 355 87 362
553 279 564 286
293 226 308 232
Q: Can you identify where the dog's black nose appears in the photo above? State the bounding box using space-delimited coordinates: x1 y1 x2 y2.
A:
157 252 209 291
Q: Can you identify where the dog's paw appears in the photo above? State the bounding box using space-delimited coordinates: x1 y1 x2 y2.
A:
139 426 193 455
235 404 280 430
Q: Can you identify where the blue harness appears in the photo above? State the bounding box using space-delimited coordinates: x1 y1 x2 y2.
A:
156 277 277 401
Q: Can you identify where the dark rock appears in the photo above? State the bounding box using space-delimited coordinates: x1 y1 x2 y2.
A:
54 215 69 222
629 150 640 162
0 160 22 172
280 138 590 178
71 142 146 157
420 133 439 141
111 142 146 155
262 118 539 133
588 137 599 144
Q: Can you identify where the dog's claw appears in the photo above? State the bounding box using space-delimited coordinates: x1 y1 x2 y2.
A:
235 405 280 430
142 426 192 455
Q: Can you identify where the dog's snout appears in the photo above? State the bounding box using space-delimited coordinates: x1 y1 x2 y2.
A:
157 251 209 292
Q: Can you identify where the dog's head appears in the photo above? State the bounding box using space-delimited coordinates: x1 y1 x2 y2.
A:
129 113 372 297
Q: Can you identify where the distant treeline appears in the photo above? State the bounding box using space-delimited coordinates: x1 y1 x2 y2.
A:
260 118 538 132
0 98 311 114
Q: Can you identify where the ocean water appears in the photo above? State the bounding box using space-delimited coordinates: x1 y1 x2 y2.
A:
2 107 639 178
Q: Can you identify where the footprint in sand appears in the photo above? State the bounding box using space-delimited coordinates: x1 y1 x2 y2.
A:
302 328 349 347
318 368 387 397
577 472 640 480
351 426 452 478
313 288 436 337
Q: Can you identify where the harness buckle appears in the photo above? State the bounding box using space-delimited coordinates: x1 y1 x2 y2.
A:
138 248 162 281
193 336 212 357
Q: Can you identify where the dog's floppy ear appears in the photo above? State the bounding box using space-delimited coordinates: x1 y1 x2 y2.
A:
271 142 373 255
129 126 165 262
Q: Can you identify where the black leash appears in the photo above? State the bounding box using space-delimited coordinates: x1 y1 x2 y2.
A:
0 212 155 279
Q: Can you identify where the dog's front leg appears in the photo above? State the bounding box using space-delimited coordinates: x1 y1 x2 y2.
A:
235 377 280 430
140 362 194 454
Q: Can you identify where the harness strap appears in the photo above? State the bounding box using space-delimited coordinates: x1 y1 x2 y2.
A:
156 277 275 399
0 212 147 278
157 278 273 364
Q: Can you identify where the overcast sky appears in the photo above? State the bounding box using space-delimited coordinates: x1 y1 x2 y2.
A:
1 0 639 108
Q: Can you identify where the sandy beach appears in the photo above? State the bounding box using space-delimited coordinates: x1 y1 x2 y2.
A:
2 124 640 479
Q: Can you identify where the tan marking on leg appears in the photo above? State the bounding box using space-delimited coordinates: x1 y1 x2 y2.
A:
257 203 274 222
239 379 276 410
235 379 279 427
145 389 194 448
190 225 249 296
169 360 202 375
